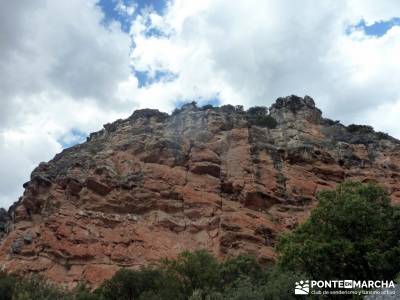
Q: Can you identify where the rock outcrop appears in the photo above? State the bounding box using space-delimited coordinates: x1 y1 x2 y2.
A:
0 95 399 287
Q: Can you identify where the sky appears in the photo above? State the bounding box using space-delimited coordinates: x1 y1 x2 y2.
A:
0 0 400 208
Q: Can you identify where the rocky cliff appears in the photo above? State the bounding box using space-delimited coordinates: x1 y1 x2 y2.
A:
0 95 399 287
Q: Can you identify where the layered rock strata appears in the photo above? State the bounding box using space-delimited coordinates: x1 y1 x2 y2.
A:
0 95 399 287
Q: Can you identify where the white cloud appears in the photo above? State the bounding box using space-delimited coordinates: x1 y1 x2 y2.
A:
114 0 136 17
1 0 400 208
0 130 61 208
345 0 400 24
0 0 139 208
129 0 400 128
0 0 135 110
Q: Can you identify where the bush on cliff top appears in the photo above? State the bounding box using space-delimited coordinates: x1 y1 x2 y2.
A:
347 124 374 134
250 115 278 128
246 106 277 129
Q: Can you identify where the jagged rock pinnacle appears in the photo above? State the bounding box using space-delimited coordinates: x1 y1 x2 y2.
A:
270 95 322 124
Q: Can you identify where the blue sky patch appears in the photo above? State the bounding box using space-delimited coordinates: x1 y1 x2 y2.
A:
97 0 167 32
145 27 169 38
202 96 221 107
134 70 178 87
174 95 221 110
348 17 400 37
58 129 88 149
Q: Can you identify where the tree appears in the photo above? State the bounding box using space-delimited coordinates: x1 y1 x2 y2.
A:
247 106 268 116
97 267 164 300
0 271 15 300
263 268 306 300
219 277 265 300
202 104 214 110
162 250 220 298
12 275 69 300
73 284 99 300
246 106 277 128
277 181 400 281
250 115 277 128
219 255 264 288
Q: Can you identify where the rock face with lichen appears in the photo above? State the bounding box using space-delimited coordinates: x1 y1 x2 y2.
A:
0 95 399 288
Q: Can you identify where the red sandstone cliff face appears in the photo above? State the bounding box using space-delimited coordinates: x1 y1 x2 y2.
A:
0 95 399 287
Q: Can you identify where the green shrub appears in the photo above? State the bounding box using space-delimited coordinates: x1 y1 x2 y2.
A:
171 108 181 116
235 105 244 113
277 181 400 281
220 277 265 300
0 271 16 300
73 284 98 300
12 275 70 300
202 104 214 110
220 105 235 113
219 255 264 287
396 273 400 284
347 124 374 134
263 268 305 300
162 250 220 298
251 115 277 128
376 131 391 140
247 106 268 116
96 267 165 300
246 106 277 128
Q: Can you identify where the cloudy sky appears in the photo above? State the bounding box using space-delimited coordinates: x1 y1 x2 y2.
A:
1 0 400 208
